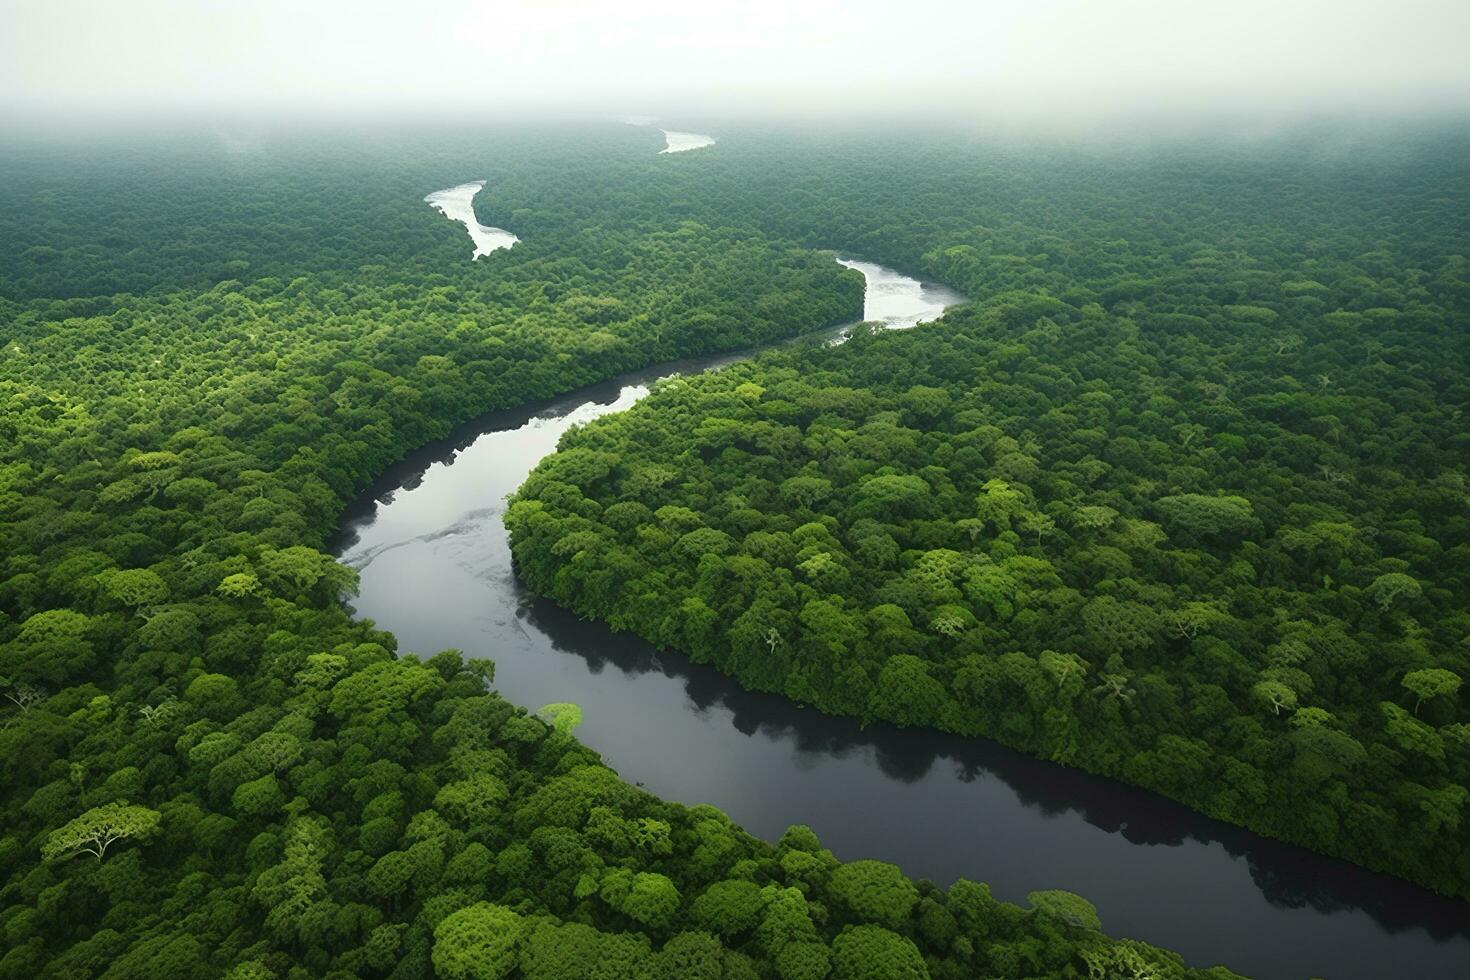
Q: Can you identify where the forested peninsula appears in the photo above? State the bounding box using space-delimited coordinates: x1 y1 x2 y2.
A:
509 127 1470 899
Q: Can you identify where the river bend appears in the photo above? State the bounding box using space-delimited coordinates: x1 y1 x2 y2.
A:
337 197 1470 979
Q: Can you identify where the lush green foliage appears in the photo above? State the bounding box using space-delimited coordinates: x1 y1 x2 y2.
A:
0 126 1237 977
510 129 1470 899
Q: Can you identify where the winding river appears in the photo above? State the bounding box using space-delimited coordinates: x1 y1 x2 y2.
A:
334 192 1470 979
615 116 715 154
660 130 716 153
424 181 519 258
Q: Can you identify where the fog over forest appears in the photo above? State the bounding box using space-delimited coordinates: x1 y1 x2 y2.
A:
3 0 1468 126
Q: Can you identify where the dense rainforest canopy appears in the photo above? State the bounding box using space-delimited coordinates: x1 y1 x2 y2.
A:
0 125 1248 978
509 125 1470 899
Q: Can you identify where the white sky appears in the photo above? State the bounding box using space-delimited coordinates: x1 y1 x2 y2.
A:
2 0 1468 123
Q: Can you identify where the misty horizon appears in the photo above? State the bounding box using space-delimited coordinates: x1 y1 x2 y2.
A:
4 0 1469 129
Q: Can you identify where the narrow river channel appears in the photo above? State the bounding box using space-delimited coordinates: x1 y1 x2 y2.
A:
660 130 716 153
332 190 1470 980
424 180 519 258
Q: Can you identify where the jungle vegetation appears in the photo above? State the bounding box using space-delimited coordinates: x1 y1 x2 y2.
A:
0 125 1245 978
509 125 1470 899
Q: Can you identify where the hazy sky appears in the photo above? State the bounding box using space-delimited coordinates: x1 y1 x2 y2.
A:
3 0 1468 123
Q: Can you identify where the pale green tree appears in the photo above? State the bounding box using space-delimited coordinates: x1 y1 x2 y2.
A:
1401 668 1461 714
42 803 161 861
433 903 523 980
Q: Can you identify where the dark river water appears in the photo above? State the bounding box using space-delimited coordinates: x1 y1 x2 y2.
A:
333 259 1470 980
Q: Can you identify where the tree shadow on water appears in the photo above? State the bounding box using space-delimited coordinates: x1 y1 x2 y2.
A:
520 593 1470 940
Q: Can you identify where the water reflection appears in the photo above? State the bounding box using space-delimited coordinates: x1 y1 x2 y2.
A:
518 590 1470 940
660 130 716 153
424 180 519 258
